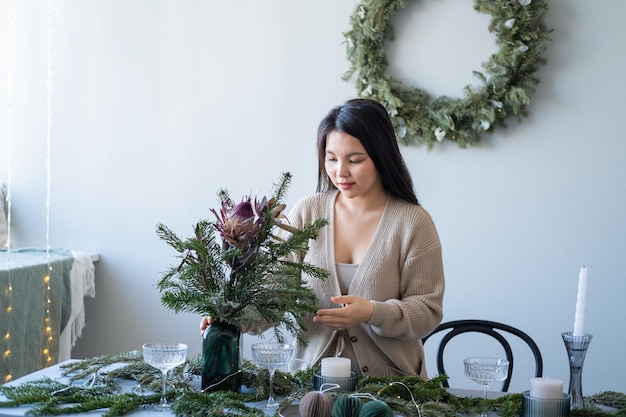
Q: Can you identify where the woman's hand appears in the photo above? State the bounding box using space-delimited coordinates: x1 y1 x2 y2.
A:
313 295 374 330
200 316 215 336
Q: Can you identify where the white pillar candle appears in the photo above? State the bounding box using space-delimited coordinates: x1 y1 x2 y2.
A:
573 266 588 336
530 377 564 399
321 357 351 377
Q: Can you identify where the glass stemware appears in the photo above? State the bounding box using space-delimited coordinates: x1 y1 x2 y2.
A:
143 343 188 410
463 357 509 417
251 342 294 410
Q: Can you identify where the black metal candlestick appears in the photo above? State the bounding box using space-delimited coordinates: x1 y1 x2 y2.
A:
561 332 593 410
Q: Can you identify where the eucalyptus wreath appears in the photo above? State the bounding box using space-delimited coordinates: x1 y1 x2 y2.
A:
343 0 552 148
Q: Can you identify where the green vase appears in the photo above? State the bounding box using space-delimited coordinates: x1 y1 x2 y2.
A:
201 321 242 392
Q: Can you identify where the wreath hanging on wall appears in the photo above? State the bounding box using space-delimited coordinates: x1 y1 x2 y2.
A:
343 0 552 148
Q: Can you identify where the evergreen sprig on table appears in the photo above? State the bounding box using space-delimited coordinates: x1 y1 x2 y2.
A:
1 354 624 417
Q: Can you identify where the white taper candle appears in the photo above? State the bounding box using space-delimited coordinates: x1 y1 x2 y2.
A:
573 266 588 336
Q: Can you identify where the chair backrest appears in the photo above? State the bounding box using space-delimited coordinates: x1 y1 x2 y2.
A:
422 319 543 392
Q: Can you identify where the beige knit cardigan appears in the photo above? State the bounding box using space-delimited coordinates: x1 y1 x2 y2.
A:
287 190 445 378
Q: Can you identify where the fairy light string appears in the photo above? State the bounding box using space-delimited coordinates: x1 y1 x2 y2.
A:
43 0 56 367
2 0 59 381
378 381 422 417
3 10 15 384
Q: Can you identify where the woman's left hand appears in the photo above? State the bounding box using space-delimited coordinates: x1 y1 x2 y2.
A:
313 295 374 330
200 315 273 336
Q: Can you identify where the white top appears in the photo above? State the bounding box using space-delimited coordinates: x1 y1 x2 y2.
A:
336 262 359 295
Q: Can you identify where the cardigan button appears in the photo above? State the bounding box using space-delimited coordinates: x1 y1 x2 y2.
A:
350 336 358 343
361 366 369 373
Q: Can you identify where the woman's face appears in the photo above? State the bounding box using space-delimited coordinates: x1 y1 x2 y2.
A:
324 130 382 199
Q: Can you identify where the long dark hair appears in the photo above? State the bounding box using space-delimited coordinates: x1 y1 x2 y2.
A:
315 98 419 205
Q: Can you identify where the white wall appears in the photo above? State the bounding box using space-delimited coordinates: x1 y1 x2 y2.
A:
1 0 625 395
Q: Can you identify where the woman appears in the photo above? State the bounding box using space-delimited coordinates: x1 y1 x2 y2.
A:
203 98 444 378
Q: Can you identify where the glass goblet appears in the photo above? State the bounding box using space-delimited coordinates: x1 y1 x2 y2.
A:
463 357 509 417
251 342 294 410
143 343 188 410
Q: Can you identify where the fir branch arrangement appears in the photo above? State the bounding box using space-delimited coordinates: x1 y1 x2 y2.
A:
1 353 624 417
155 172 329 344
343 0 552 148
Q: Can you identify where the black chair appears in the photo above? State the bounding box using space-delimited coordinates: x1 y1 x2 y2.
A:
422 319 543 392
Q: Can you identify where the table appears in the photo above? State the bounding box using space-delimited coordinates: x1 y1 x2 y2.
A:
0 248 96 383
0 360 504 417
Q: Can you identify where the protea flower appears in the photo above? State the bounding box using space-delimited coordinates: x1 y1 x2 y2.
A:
255 196 300 234
212 197 261 272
